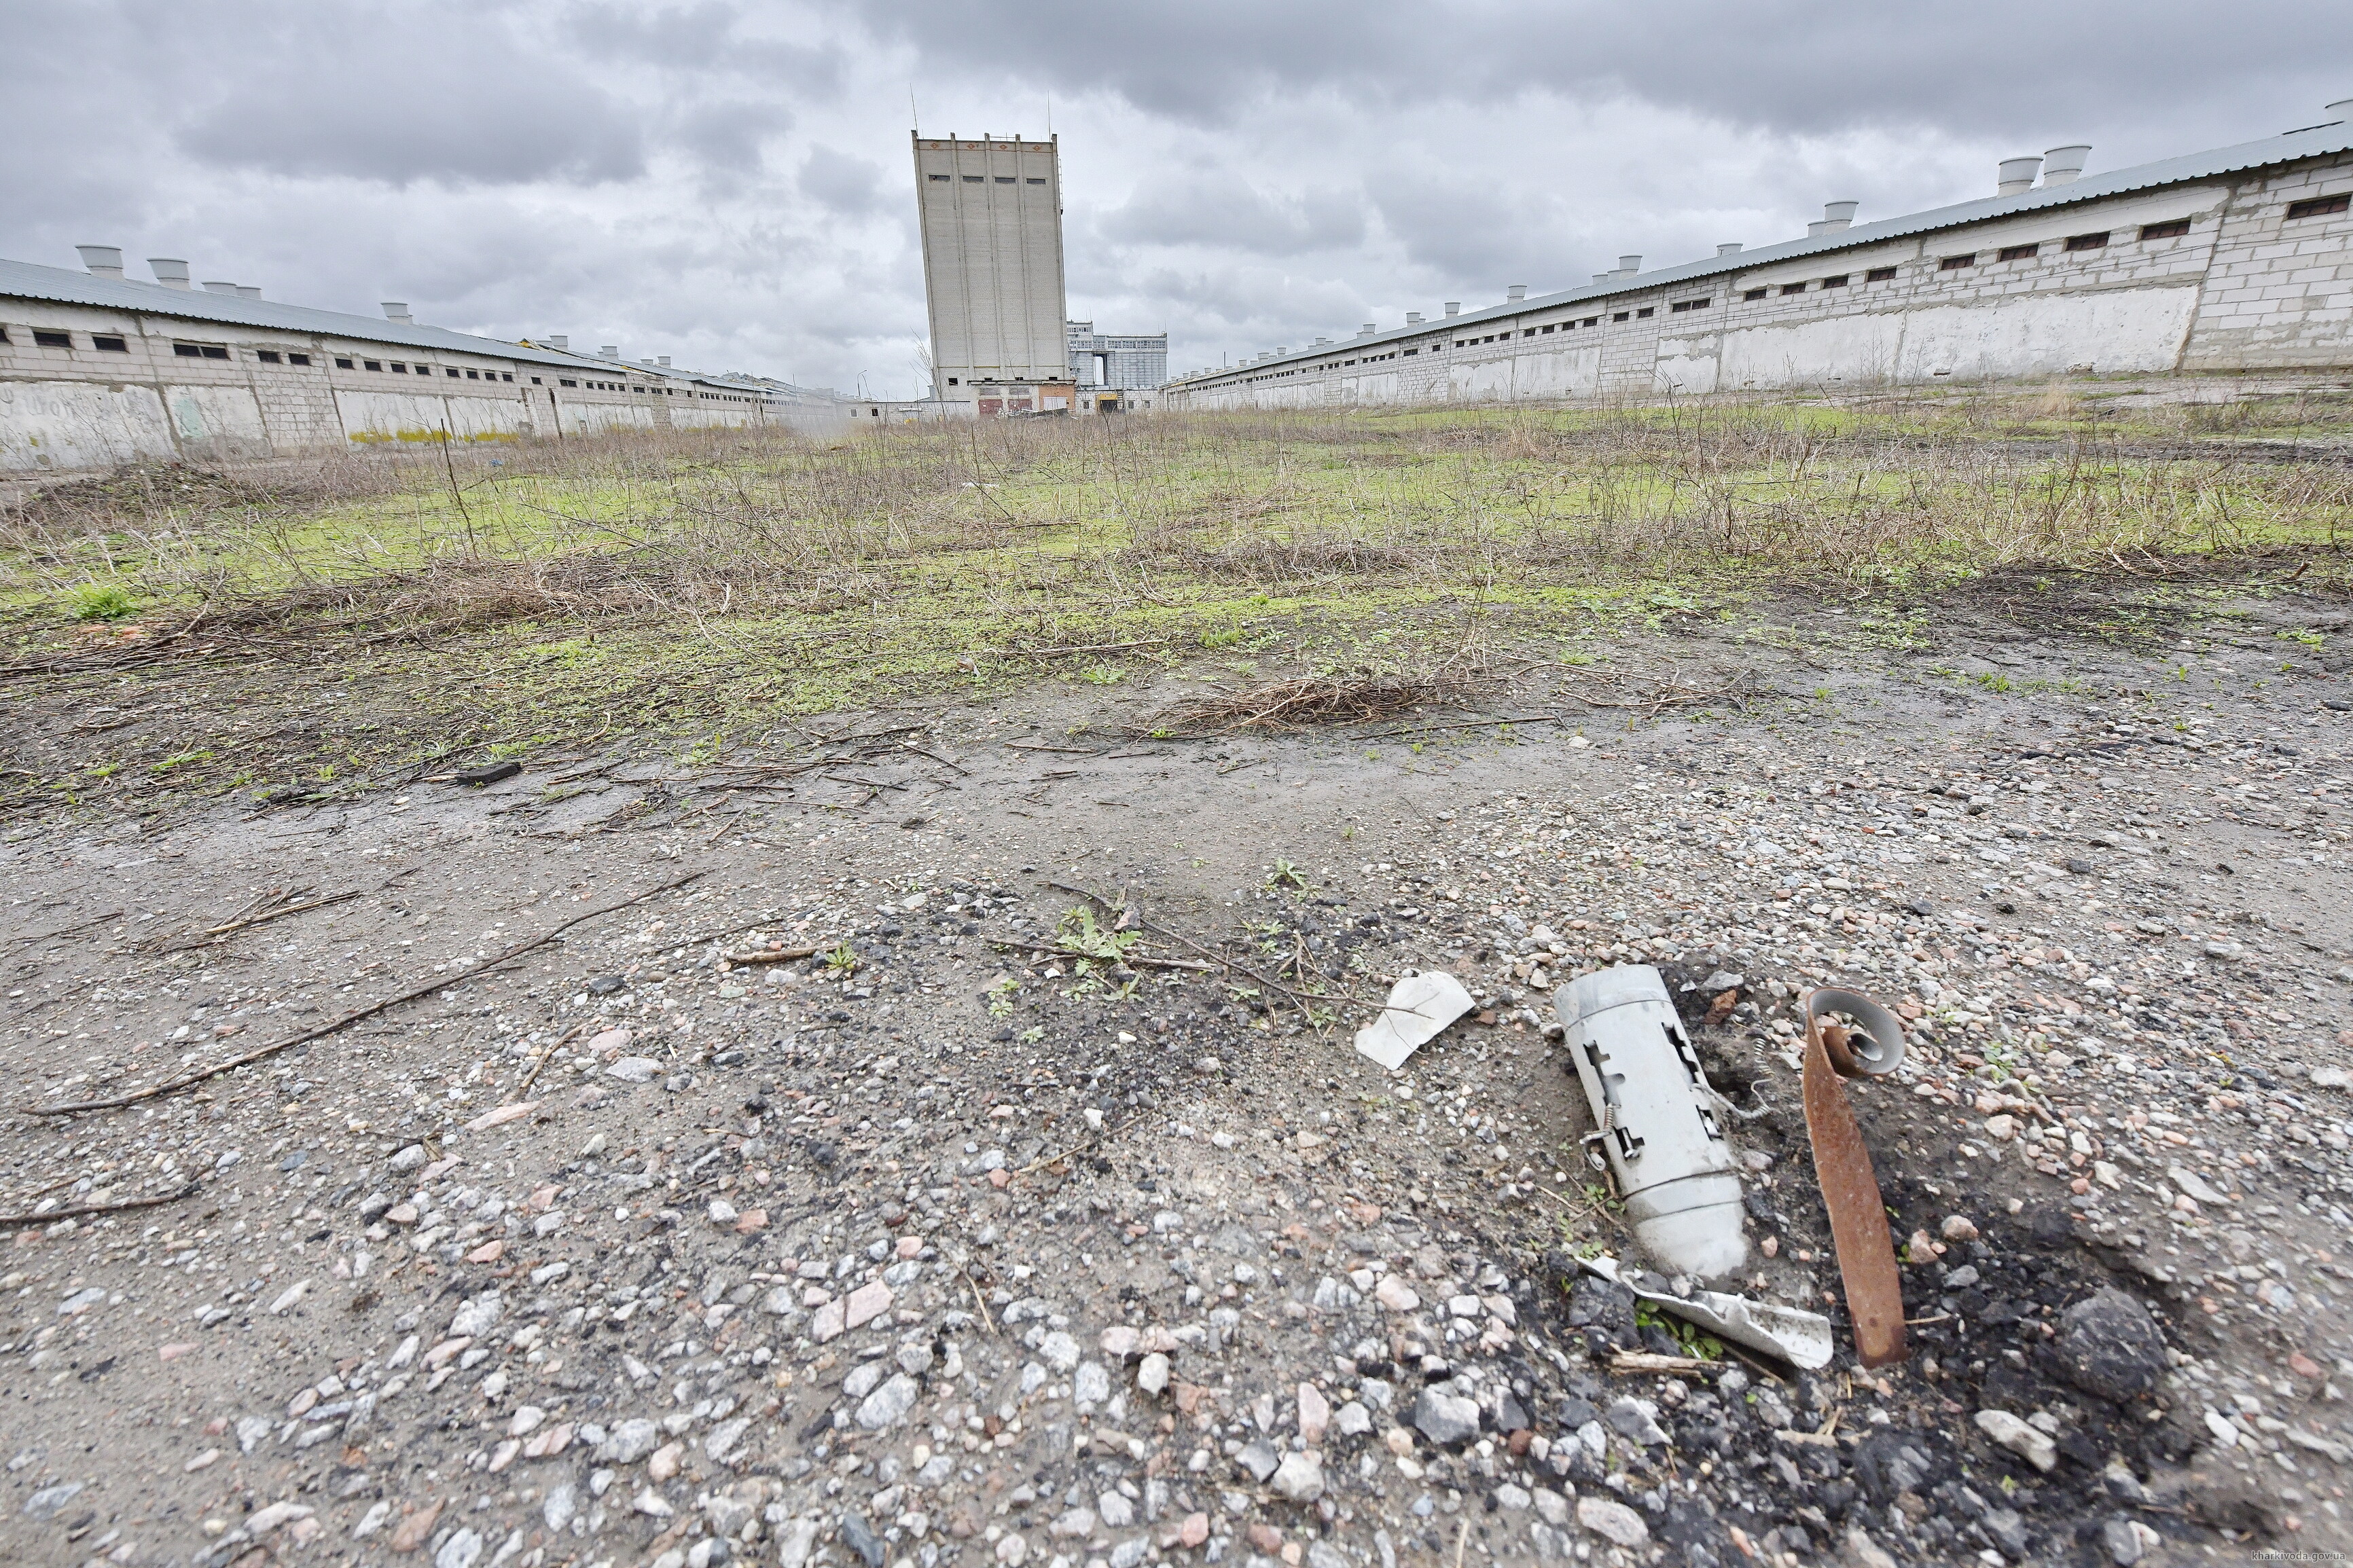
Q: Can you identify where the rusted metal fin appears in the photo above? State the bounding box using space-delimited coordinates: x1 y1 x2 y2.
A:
1801 989 1910 1369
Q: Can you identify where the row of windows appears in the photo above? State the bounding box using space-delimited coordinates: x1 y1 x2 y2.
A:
0 325 763 403
336 356 516 382
926 174 1048 185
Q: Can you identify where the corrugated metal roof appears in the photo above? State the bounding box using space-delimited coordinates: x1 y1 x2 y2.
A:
0 256 603 373
1179 118 2353 386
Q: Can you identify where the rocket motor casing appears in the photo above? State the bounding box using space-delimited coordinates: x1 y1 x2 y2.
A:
1557 965 1747 1279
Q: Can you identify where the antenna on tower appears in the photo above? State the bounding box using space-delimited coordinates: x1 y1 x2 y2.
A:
910 86 920 136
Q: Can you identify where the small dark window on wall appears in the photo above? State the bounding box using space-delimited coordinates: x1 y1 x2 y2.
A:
287 353 310 365
531 376 542 384
1780 282 1807 295
501 372 514 382
927 173 950 182
466 369 480 379
1743 287 1767 300
1865 266 1897 281
2064 231 2109 251
1636 306 1654 318
1820 274 1849 288
1611 312 1629 323
335 356 355 368
33 330 72 348
93 335 129 352
391 361 409 372
1668 297 1710 312
2286 193 2350 220
448 367 461 378
201 345 229 359
363 359 382 371
559 378 577 387
1940 254 1975 270
1998 243 2038 261
2140 218 2191 240
255 349 281 363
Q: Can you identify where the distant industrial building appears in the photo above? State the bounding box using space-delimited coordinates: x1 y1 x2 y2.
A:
911 133 1077 416
1167 102 2353 409
1066 321 1167 412
0 248 866 473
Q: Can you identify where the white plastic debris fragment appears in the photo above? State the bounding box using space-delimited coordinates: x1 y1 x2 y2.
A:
1355 970 1475 1070
1579 1255 1833 1371
1558 966 1746 1277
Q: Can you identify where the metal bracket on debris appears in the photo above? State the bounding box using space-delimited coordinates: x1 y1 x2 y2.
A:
1578 1254 1833 1372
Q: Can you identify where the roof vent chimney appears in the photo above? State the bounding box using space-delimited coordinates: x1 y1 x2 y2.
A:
600 345 619 359
1506 284 1526 302
1822 200 1858 230
75 245 124 279
2041 144 2091 185
382 302 413 324
1615 255 1642 277
1996 156 2043 196
148 258 190 289
1406 311 1423 325
1443 302 1459 316
1716 242 1743 257
546 335 568 350
1359 323 1376 335
658 355 670 367
202 280 240 294
236 285 261 299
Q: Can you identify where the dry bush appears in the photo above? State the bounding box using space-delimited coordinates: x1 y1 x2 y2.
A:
1145 657 1497 733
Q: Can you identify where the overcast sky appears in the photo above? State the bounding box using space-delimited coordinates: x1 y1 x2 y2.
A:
4 2 2345 399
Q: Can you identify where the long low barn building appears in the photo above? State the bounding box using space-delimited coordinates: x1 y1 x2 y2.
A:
1166 106 2353 409
0 251 856 473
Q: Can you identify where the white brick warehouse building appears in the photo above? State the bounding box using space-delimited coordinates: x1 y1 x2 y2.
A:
0 251 854 474
1166 107 2353 410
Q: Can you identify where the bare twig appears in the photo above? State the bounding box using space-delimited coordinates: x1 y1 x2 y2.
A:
27 871 706 1116
0 1181 202 1227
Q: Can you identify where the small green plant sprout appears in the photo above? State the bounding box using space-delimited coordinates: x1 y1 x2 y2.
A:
1076 664 1124 685
2277 627 2325 648
982 975 1019 1017
823 943 859 976
69 581 139 621
1265 859 1310 893
1054 907 1138 962
1018 1025 1045 1044
1634 1300 1725 1360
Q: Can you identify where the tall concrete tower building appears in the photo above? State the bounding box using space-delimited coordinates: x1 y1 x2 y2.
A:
912 133 1074 416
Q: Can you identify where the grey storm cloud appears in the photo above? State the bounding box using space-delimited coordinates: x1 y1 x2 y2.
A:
857 1 2351 145
1098 177 1365 257
2 1 2346 398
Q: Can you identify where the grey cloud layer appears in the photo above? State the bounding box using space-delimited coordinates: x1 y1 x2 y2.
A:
2 1 2341 398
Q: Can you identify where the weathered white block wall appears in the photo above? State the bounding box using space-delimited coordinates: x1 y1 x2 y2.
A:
1169 138 2352 412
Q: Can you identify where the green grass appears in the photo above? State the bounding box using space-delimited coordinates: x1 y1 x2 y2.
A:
2 388 2348 818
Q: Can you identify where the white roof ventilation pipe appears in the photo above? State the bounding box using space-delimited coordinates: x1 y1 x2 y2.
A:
382 302 413 324
149 258 191 289
1615 254 1642 277
1997 155 2043 195
235 285 261 299
600 345 619 359
1716 242 1743 257
2041 145 2091 185
75 245 124 279
658 355 670 367
1405 312 1423 325
202 280 240 294
1505 285 1526 302
1443 302 1459 316
545 335 569 350
1358 323 1376 335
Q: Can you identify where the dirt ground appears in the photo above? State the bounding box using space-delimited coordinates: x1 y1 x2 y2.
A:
2 581 2350 1568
